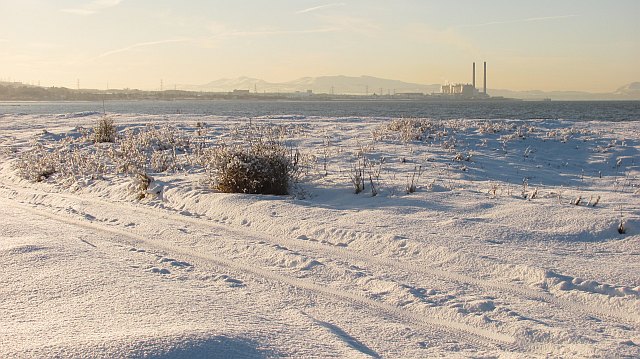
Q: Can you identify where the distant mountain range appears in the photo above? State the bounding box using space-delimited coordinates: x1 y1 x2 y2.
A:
178 75 441 96
178 76 640 100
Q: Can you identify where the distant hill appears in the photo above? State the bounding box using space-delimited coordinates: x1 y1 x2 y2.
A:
183 77 272 93
491 84 640 101
179 75 442 95
615 82 640 96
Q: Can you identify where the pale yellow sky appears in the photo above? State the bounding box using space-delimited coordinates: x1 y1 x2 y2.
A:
1 1 638 92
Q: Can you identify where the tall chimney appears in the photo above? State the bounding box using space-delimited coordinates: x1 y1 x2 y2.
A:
483 61 487 94
472 62 476 89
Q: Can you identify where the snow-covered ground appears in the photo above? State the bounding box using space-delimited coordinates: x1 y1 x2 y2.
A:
1 112 639 358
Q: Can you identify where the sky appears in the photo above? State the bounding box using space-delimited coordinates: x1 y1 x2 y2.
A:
1 0 639 92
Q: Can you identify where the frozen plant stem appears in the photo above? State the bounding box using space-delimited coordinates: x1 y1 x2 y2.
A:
406 165 423 194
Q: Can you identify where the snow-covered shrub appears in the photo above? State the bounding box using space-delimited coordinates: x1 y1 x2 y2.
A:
207 142 298 195
14 144 57 182
14 124 192 185
109 125 191 174
15 140 109 183
94 116 116 143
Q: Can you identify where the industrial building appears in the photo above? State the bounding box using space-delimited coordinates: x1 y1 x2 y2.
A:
441 83 475 96
440 62 489 99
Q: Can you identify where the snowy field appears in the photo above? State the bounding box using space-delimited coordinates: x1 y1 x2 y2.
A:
0 112 639 358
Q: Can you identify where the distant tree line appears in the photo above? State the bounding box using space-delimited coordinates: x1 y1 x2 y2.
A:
0 83 331 101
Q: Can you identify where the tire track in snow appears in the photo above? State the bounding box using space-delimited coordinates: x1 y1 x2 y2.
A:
3 180 635 329
1 196 518 352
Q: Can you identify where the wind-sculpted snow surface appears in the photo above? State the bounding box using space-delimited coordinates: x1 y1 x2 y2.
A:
0 113 639 358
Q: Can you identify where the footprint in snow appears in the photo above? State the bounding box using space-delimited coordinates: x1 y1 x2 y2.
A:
405 286 438 302
301 260 323 271
150 267 171 275
128 249 193 275
273 244 289 251
159 257 193 268
5 244 48 255
217 275 245 288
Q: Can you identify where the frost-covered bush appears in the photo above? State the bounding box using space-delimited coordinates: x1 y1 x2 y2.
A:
14 144 57 182
109 125 191 174
14 124 191 185
373 118 433 142
207 142 297 195
388 118 429 138
94 116 116 143
111 131 147 174
15 141 108 184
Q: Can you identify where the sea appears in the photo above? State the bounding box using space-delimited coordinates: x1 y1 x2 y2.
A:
1 100 639 122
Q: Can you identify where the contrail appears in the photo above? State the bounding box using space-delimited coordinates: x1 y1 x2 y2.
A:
96 38 189 59
229 28 337 37
297 3 346 14
61 0 124 15
460 14 579 28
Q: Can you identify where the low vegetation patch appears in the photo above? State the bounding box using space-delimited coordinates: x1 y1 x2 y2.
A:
10 115 639 221
13 117 303 197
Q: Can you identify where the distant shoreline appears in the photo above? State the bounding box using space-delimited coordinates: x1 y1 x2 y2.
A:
3 98 640 105
3 83 639 102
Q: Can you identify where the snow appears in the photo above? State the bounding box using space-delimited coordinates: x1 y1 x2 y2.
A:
0 113 639 358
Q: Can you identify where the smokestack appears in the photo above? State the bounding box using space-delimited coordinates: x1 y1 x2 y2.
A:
472 62 476 89
483 61 487 94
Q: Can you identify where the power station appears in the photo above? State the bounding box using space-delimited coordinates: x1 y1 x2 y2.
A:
440 62 489 99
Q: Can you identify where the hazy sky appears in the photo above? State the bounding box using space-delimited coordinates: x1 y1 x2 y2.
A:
1 0 638 92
